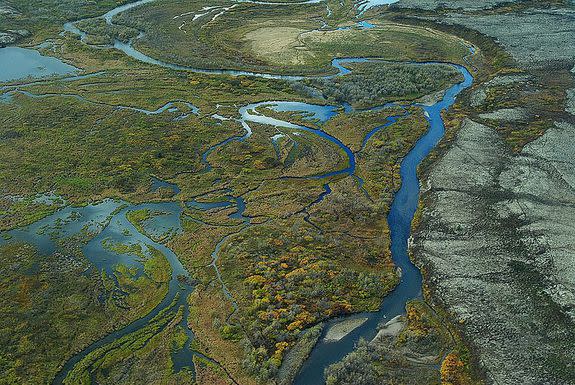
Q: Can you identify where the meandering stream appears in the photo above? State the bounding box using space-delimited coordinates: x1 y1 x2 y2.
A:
294 64 473 385
0 0 473 383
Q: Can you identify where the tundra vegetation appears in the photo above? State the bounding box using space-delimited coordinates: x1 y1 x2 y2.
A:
0 240 172 384
305 62 464 108
324 301 477 385
0 0 496 384
110 0 469 74
372 0 575 384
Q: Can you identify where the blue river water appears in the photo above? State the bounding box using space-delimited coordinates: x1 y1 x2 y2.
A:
35 194 249 384
2 61 473 385
150 176 181 195
266 101 339 123
238 101 357 179
293 64 473 385
0 0 475 382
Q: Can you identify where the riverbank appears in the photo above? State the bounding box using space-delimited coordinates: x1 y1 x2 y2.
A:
1 0 483 384
400 0 575 383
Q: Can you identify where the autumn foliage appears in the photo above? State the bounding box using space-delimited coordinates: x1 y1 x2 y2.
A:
441 352 472 385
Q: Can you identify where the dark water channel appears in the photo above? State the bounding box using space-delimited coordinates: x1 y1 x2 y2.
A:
0 1 473 382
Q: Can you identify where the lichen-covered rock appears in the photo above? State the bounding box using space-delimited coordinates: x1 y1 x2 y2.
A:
440 10 575 68
567 66 575 116
479 107 528 122
394 0 514 11
0 29 30 45
408 7 575 69
0 32 16 44
7 29 30 37
414 118 575 384
0 3 18 15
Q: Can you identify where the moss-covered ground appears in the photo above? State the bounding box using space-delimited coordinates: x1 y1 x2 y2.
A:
0 0 490 383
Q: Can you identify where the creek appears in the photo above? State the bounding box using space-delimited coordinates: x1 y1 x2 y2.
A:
0 1 473 383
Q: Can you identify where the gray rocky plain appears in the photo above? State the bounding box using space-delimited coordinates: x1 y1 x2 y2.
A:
0 2 28 46
405 0 575 383
395 0 514 11
415 117 575 384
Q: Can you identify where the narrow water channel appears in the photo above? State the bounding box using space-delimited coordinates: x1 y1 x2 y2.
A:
294 64 473 384
0 0 474 383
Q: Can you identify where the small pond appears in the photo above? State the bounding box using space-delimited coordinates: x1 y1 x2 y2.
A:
0 47 77 82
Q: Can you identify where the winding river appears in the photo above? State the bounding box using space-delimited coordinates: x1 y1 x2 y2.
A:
0 0 474 383
294 65 473 385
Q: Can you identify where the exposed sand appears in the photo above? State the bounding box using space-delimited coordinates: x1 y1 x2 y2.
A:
244 26 312 65
372 315 405 342
323 317 369 342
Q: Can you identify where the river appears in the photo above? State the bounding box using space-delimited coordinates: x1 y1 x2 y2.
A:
294 64 473 385
0 0 473 383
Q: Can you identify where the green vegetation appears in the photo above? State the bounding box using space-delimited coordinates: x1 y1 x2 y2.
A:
62 296 193 385
380 2 574 153
103 240 172 284
112 0 469 75
473 67 573 151
276 324 323 385
306 62 464 108
0 240 170 384
321 107 406 151
0 194 64 230
0 0 127 43
219 224 398 380
1 88 204 199
0 0 483 383
76 17 139 45
0 68 301 230
357 109 429 201
325 300 481 385
125 208 156 237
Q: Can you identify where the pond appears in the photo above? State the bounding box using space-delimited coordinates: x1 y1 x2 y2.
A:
0 47 77 82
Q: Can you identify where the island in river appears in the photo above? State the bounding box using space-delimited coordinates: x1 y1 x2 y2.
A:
1 0 573 385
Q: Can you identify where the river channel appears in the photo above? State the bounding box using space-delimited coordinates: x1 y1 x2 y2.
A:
0 0 473 383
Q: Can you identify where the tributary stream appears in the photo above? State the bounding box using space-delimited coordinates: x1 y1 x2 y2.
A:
0 0 474 383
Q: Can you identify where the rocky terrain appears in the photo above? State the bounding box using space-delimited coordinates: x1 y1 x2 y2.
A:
441 10 575 69
395 0 513 11
568 75 575 114
410 1 575 382
0 29 29 45
0 2 25 45
415 117 575 384
395 1 575 69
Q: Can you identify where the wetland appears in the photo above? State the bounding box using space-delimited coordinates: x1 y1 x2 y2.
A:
4 0 572 384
